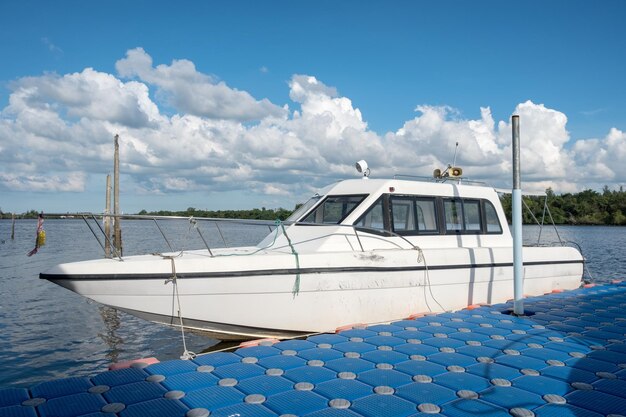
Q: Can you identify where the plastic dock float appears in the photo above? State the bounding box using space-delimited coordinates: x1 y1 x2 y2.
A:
2 283 626 417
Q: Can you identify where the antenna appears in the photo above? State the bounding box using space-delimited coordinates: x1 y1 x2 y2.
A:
452 141 459 167
433 142 463 179
433 142 463 182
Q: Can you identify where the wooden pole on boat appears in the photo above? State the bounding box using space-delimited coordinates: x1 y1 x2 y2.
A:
104 174 112 258
512 115 524 315
113 134 123 256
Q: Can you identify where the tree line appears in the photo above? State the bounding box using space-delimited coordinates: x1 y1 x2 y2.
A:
4 186 626 225
500 186 626 225
137 207 294 221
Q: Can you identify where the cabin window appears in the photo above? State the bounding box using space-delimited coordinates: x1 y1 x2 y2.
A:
355 197 385 230
353 193 502 236
391 197 416 233
389 196 439 235
464 200 481 231
444 198 483 233
444 199 463 232
416 198 438 233
300 195 367 224
484 201 502 233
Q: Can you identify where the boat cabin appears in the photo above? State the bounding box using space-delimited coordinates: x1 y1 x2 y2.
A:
286 178 513 249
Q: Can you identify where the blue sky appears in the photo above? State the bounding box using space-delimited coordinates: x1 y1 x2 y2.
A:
1 0 625 213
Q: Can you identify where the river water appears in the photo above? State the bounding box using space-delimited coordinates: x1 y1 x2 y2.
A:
0 219 624 388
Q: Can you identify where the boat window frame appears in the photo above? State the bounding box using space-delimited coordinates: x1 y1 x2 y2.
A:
297 194 369 225
482 200 503 234
388 195 440 236
353 193 503 236
442 197 483 235
463 199 483 232
354 195 389 232
415 197 441 234
390 195 417 234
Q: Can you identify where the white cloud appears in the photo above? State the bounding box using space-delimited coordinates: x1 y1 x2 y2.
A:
284 75 383 172
289 75 338 103
0 172 86 192
495 101 575 181
390 105 503 172
1 48 625 211
5 68 159 128
262 183 290 195
572 127 626 183
384 100 622 193
115 47 286 121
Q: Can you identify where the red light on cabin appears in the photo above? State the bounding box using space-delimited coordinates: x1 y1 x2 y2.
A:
389 187 395 192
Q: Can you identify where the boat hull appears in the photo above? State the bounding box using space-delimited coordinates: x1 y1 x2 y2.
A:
42 246 583 340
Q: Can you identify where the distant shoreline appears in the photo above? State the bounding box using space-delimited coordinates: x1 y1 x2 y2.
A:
3 186 626 225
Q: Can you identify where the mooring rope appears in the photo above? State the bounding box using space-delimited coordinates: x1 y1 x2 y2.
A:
417 247 446 312
164 256 196 360
279 222 301 297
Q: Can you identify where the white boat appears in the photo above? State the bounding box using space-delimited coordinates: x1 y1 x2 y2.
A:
41 164 583 340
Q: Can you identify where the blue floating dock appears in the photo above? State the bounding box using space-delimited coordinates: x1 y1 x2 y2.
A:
3 282 626 417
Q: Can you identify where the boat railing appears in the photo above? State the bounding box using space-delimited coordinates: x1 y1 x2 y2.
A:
517 194 565 247
499 193 593 280
46 213 420 261
78 213 287 260
393 174 489 187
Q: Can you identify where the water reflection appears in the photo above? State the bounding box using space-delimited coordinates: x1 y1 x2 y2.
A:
97 306 123 363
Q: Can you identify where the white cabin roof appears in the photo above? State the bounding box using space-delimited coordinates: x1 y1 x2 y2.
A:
322 178 501 201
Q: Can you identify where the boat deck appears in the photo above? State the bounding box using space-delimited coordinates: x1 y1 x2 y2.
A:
2 282 626 417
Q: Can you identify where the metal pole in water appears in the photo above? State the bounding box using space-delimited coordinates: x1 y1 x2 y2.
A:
11 213 15 240
113 134 122 256
104 174 112 258
512 115 524 315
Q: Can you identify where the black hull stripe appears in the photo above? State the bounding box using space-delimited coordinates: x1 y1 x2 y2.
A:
40 259 583 281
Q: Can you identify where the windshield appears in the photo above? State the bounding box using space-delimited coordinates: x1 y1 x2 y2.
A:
286 195 322 222
300 195 368 224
